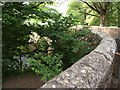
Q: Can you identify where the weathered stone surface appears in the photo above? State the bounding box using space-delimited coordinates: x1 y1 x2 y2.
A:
90 28 108 38
89 26 120 39
36 27 117 89
36 38 116 89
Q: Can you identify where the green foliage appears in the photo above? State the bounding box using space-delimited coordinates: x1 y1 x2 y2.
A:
106 2 118 26
2 2 100 81
67 0 85 24
67 0 100 26
2 2 31 77
67 1 119 26
28 54 63 81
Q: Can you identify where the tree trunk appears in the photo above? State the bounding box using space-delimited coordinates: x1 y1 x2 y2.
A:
100 15 106 27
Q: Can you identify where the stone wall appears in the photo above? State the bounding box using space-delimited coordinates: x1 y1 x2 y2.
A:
89 26 120 39
37 26 117 89
89 26 120 51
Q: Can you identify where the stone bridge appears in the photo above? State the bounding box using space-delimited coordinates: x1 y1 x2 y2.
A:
36 26 120 89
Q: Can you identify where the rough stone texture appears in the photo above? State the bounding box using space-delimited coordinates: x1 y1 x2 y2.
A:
36 26 118 89
36 38 116 89
89 26 120 39
70 25 120 39
69 25 83 31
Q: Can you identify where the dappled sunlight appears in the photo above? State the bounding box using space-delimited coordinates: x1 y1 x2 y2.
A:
2 1 119 89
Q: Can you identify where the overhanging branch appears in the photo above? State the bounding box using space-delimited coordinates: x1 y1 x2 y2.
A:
80 0 97 11
79 0 101 14
79 11 99 17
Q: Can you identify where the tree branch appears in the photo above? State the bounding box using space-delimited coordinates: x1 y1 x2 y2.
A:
80 0 101 14
92 2 101 14
78 11 99 17
80 0 98 11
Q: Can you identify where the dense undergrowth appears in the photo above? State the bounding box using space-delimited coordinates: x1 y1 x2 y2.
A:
2 2 101 81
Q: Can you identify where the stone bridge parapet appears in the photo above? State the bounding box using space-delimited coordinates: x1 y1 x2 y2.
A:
36 26 119 89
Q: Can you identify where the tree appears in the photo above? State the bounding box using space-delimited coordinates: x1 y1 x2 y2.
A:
68 0 119 27
80 0 111 26
67 0 100 25
2 2 51 77
2 2 99 81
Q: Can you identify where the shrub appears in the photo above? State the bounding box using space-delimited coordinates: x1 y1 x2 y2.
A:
2 2 101 81
28 54 63 81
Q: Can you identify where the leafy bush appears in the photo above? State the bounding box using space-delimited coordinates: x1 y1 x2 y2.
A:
26 28 100 81
28 54 63 81
2 2 101 81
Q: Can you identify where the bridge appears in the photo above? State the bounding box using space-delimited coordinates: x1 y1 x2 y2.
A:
36 26 120 89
